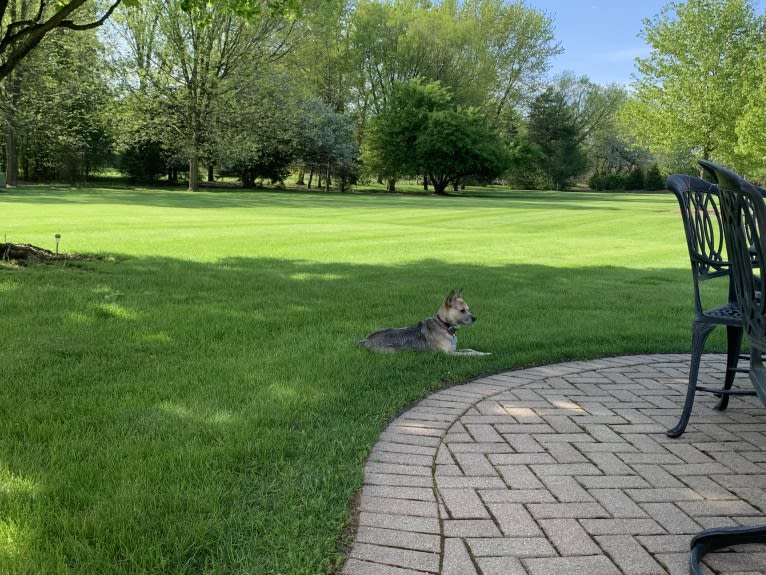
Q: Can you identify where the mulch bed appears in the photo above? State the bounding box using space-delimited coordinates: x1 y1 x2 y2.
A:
0 242 82 265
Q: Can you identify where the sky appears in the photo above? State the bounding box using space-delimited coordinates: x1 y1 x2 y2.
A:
524 0 765 86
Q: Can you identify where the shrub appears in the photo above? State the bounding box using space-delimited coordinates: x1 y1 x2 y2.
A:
625 166 644 190
588 171 606 190
588 171 625 191
644 163 665 190
119 140 168 184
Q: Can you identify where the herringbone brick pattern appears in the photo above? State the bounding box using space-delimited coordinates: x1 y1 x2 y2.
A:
342 354 766 575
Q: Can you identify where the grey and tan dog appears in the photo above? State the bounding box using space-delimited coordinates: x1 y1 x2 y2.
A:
360 290 490 355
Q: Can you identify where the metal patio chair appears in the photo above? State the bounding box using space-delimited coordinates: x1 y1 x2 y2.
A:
688 159 766 574
665 173 753 438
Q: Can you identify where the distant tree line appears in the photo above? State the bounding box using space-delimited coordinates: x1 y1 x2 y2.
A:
2 0 765 191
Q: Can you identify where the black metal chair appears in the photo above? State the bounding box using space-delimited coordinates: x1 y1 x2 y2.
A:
689 159 766 574
665 173 752 438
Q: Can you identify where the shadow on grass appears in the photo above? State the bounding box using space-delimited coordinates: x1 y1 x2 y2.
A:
1 255 705 574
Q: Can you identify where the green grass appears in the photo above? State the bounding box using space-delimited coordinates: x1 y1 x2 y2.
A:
0 185 717 573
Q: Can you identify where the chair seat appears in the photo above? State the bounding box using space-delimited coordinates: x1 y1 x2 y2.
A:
700 302 742 324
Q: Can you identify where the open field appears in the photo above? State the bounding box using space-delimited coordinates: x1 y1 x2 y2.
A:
0 185 715 573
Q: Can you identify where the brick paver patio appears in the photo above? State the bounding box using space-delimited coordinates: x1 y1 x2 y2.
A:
342 354 766 575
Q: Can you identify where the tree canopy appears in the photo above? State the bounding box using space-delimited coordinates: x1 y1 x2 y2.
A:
8 0 737 190
0 0 309 82
527 86 587 189
622 0 764 169
0 0 122 82
364 79 509 194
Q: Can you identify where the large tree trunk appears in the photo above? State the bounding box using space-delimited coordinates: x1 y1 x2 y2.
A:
188 153 199 192
431 174 449 195
242 168 254 188
3 64 20 186
5 119 18 186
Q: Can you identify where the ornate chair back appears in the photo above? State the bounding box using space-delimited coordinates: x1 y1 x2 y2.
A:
668 174 734 313
699 159 766 405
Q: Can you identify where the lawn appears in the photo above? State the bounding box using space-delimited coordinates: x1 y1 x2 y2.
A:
0 185 711 574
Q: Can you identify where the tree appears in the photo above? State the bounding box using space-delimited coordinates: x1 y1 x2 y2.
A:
297 99 358 191
346 0 485 122
735 17 766 176
556 73 626 149
622 0 763 165
3 26 113 182
346 0 560 136
364 79 508 195
287 0 352 113
1 0 119 184
209 71 299 187
527 87 587 189
464 0 561 126
588 132 651 185
2 0 312 184
364 80 450 186
552 73 650 183
107 0 298 191
644 163 665 190
0 0 311 82
206 70 358 190
0 0 123 82
418 107 509 194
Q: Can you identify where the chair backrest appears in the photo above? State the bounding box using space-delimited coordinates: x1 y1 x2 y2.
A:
666 173 734 310
699 159 766 405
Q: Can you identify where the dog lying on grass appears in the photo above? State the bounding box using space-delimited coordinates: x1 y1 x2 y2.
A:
360 290 490 356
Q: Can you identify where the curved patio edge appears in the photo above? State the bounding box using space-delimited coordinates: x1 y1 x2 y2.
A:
341 354 766 575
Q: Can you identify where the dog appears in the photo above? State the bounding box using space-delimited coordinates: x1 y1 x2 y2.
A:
360 290 490 355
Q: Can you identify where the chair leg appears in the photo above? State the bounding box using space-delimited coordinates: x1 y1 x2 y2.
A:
667 322 716 438
714 325 744 411
689 524 766 575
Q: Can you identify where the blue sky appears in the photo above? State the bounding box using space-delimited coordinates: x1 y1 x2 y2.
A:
525 0 765 86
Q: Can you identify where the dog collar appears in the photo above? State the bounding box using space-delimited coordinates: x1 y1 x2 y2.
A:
435 315 457 335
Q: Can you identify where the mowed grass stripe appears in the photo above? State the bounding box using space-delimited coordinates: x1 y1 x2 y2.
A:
1 186 703 574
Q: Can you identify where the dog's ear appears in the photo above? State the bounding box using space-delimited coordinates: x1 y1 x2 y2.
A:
445 289 461 306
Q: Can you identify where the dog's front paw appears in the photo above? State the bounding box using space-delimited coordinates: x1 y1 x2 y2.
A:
451 349 491 356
